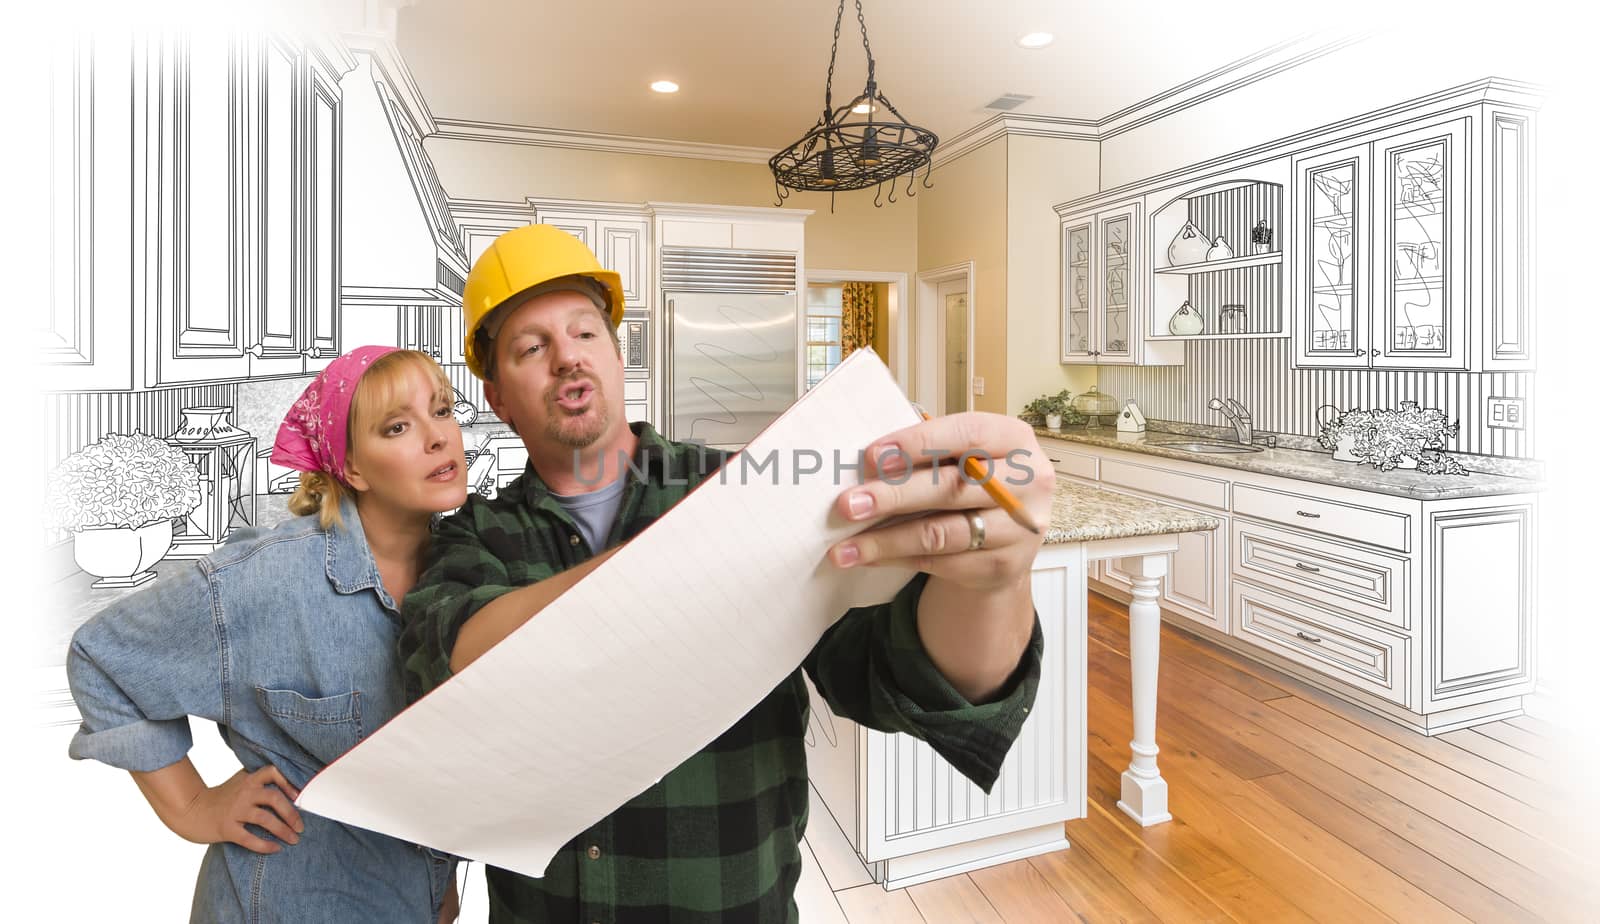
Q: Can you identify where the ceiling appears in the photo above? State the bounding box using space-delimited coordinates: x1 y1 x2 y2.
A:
391 0 1334 150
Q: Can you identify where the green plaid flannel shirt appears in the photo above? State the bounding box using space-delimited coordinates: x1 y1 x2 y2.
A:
400 421 1043 923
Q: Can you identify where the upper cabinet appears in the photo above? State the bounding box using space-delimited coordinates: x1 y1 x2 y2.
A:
247 37 352 378
1292 101 1535 372
38 37 136 392
39 32 353 391
152 33 354 385
1057 197 1182 366
527 199 652 312
1055 82 1536 376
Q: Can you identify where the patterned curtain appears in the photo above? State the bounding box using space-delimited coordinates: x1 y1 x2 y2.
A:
840 282 876 358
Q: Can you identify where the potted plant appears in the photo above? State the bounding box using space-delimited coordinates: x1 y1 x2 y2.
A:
1316 402 1467 475
1020 390 1085 431
47 432 203 588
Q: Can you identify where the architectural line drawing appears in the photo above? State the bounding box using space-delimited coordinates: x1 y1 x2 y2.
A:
24 9 1567 918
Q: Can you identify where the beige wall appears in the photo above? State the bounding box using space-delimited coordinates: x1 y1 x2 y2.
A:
426 137 917 283
915 138 1007 413
1005 134 1100 414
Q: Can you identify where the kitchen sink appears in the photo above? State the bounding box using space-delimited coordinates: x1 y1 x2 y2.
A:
1145 439 1263 454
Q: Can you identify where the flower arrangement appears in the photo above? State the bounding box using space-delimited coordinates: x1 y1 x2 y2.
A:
47 432 203 531
1020 390 1086 428
1316 403 1467 475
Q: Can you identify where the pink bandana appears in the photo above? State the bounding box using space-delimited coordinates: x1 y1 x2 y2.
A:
271 345 401 484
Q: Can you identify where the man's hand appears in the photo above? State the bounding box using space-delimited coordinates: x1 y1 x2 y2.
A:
827 411 1053 703
827 411 1053 586
133 761 305 854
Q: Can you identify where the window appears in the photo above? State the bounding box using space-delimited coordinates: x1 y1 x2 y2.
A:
805 284 843 389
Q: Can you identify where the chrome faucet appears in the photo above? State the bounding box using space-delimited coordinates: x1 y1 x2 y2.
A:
1208 397 1253 444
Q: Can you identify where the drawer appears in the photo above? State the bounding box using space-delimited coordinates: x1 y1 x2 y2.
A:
1232 519 1409 631
1100 458 1227 510
1233 580 1410 706
1042 446 1098 481
1232 484 1411 553
624 379 649 402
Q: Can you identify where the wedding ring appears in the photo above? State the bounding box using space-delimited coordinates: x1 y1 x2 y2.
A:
965 511 986 552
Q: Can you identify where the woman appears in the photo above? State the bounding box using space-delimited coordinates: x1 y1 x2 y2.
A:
67 346 469 923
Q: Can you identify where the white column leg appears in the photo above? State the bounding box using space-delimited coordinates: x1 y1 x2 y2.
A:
1118 553 1172 825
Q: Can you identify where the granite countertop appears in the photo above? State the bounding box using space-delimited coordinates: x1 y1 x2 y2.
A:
1043 478 1220 544
1033 425 1543 501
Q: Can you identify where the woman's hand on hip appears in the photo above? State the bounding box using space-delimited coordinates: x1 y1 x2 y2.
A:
177 765 306 853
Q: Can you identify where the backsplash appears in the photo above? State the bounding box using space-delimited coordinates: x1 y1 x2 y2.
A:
1098 338 1534 458
40 383 241 554
44 384 240 472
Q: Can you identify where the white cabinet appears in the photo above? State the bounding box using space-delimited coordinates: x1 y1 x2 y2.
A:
41 32 350 392
149 34 253 385
39 37 135 392
1292 101 1536 372
1057 199 1182 366
527 200 651 312
805 544 1087 889
1479 106 1536 370
247 37 349 378
1042 439 1227 632
1060 438 1537 734
1421 498 1535 713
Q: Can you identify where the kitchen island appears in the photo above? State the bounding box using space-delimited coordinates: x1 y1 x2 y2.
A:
804 477 1219 890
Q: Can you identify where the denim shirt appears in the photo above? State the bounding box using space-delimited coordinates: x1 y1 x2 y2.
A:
67 499 453 924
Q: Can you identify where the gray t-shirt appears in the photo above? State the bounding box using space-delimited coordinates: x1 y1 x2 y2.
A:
550 475 628 553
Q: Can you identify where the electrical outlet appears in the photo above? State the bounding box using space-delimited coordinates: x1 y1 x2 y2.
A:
1486 396 1525 430
972 377 985 396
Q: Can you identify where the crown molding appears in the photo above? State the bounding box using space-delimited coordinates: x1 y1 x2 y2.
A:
1095 31 1367 140
342 32 439 136
430 118 776 165
1052 76 1543 217
644 201 813 221
932 112 1100 168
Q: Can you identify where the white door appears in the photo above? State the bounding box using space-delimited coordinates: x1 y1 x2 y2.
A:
936 278 969 414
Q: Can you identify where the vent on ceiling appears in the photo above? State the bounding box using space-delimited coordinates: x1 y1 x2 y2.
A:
983 93 1033 111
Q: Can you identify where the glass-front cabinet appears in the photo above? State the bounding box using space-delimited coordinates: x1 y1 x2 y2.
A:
1293 116 1470 370
1098 209 1134 362
1374 120 1467 369
1296 143 1368 367
1060 200 1172 365
1063 220 1093 358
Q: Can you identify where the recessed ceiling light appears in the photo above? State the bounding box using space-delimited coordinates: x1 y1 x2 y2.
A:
650 80 679 93
851 101 876 114
1017 32 1054 49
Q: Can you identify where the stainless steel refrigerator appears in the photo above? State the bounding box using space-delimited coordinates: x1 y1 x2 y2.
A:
663 289 799 451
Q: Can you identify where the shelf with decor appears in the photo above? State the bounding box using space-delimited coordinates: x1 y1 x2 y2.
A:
1146 169 1290 340
1152 252 1283 275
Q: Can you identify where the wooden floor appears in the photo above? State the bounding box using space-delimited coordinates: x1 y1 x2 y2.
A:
799 591 1599 923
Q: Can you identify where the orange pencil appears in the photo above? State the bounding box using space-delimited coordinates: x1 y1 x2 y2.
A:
917 410 1043 536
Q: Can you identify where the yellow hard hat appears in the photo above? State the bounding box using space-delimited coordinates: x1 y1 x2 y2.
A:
461 224 626 379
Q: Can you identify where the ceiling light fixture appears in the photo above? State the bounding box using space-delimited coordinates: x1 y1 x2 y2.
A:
770 0 936 210
650 80 679 93
1017 32 1054 49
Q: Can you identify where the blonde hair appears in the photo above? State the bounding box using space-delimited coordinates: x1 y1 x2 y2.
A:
287 350 456 530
